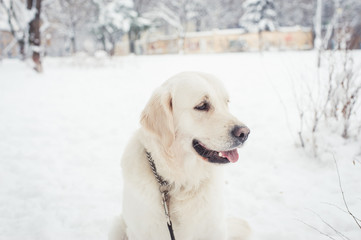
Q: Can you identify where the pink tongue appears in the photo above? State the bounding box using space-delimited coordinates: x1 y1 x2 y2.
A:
221 149 239 163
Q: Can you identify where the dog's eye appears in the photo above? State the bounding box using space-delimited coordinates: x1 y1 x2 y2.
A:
194 102 210 111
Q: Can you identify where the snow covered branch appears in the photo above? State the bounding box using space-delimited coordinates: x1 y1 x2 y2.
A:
0 0 36 58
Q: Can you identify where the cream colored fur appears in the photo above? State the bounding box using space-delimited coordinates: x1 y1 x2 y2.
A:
110 72 251 240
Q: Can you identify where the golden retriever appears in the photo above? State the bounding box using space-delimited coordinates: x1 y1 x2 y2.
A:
110 72 251 240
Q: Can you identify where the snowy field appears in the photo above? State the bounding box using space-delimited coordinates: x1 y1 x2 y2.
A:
0 51 360 240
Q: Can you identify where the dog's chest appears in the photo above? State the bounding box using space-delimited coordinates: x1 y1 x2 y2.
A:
168 181 225 238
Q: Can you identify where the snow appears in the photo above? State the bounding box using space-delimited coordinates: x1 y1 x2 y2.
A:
0 52 361 240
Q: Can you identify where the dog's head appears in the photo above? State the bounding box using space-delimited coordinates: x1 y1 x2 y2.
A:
140 72 249 164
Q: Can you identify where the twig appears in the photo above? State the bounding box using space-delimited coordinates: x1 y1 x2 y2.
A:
296 219 337 240
260 54 294 142
298 131 305 148
306 209 351 240
321 202 361 222
334 155 361 229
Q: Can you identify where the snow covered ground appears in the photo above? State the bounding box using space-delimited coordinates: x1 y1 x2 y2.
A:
0 52 360 240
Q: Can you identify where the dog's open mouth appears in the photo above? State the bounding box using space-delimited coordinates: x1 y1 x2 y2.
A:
192 139 239 164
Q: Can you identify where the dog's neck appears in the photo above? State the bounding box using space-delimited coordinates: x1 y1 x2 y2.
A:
140 130 222 194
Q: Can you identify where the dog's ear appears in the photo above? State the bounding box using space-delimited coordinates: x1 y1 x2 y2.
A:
140 87 175 151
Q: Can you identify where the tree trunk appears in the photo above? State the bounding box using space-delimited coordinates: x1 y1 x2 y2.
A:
27 0 42 72
109 34 115 56
258 31 263 52
100 28 107 52
315 0 323 68
70 22 77 54
70 36 77 54
19 38 26 60
128 30 135 54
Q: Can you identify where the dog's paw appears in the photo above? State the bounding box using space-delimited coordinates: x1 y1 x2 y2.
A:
227 217 251 240
109 215 128 240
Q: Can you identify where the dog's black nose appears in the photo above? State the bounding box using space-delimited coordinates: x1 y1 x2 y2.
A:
232 125 250 144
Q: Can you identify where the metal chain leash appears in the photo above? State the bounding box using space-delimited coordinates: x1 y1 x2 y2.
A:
146 151 169 189
145 151 176 240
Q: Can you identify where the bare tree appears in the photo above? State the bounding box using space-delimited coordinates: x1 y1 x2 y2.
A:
44 0 96 54
145 0 207 52
275 0 315 27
